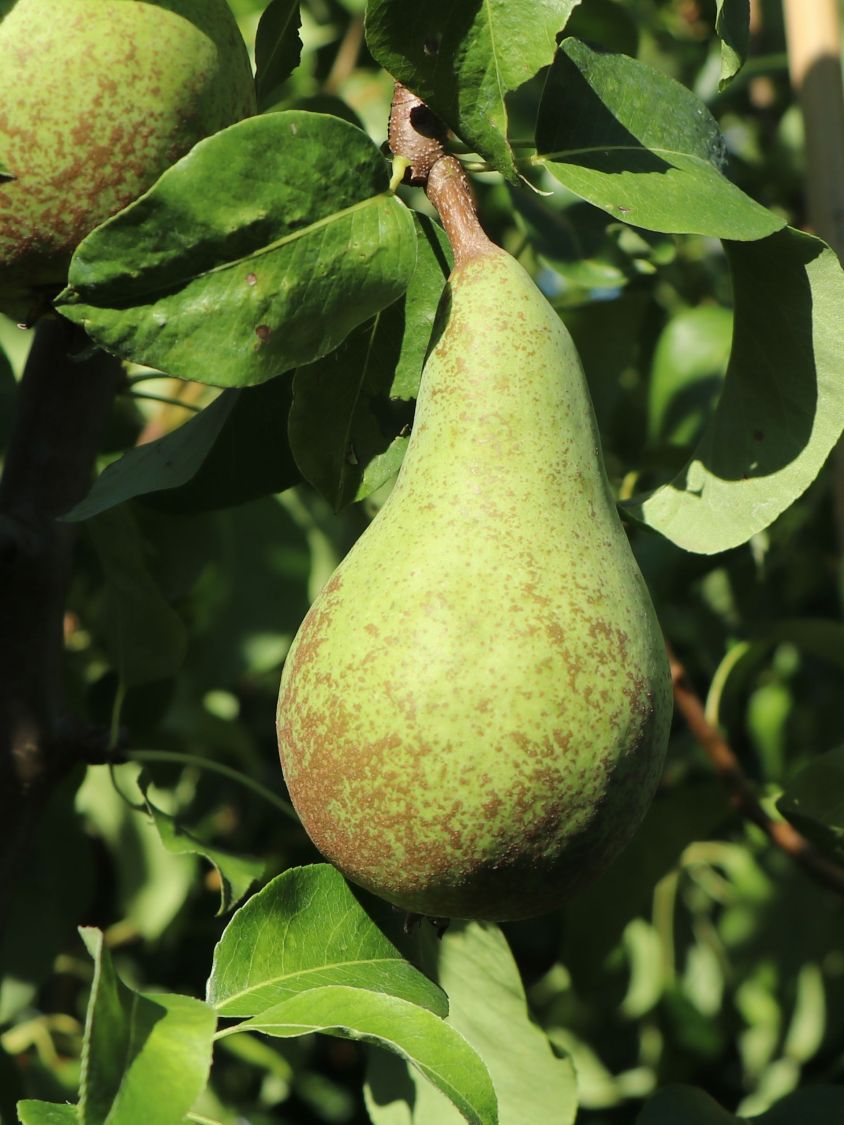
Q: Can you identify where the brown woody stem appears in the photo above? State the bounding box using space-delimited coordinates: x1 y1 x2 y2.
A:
388 82 495 268
669 646 844 897
0 317 121 911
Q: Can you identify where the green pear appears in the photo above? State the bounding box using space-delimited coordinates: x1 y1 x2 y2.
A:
0 0 256 320
277 242 672 922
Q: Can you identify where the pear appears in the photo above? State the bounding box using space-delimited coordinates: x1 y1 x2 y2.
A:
277 221 672 921
0 0 256 320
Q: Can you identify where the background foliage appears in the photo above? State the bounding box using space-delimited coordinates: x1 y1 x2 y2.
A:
2 0 844 1122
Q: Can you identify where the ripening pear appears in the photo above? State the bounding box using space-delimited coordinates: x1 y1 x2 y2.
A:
277 174 672 921
0 0 256 320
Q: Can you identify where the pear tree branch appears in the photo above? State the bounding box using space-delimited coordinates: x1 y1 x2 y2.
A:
0 316 121 909
668 646 844 897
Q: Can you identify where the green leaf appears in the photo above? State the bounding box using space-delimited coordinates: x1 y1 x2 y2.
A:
758 1087 844 1123
366 921 576 1125
56 113 417 387
536 39 782 238
206 864 447 1017
366 0 580 182
289 215 451 507
76 765 197 941
648 305 733 446
138 772 263 914
77 928 215 1125
636 1085 738 1124
87 506 187 686
67 374 299 521
255 0 302 109
638 1084 844 1124
238 985 498 1125
17 1103 79 1124
624 227 844 553
67 392 235 521
716 0 750 90
777 746 844 864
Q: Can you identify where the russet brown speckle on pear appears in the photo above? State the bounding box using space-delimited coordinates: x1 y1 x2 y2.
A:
277 247 672 921
0 0 256 319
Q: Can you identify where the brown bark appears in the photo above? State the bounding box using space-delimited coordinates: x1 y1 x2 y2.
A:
0 316 121 914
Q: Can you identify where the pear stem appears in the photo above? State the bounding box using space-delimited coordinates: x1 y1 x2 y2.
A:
387 83 496 268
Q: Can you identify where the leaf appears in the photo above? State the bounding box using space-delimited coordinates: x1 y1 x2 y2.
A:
536 39 783 238
76 765 197 942
758 1086 844 1123
87 506 187 686
17 1103 79 1124
67 373 299 521
67 392 235 520
56 113 417 387
77 928 215 1125
777 746 844 865
648 305 733 446
289 215 451 507
206 864 447 1017
255 0 303 108
624 227 844 553
138 772 263 914
716 0 750 90
637 1084 844 1124
366 0 580 182
366 921 576 1125
239 985 498 1125
636 1085 739 1124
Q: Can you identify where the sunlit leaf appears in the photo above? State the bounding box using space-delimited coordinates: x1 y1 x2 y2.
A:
57 113 417 387
625 227 844 552
366 921 576 1125
366 0 580 181
716 0 750 90
206 864 447 1017
537 39 782 238
138 772 263 915
77 928 215 1125
239 985 498 1125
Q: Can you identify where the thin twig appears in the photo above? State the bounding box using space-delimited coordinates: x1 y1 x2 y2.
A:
668 646 844 897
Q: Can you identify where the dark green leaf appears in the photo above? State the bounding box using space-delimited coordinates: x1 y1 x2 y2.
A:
366 921 576 1125
66 392 235 521
777 746 844 864
78 928 215 1125
758 1087 844 1123
625 227 844 552
138 772 263 914
716 0 750 90
366 0 580 182
255 0 302 108
636 1085 738 1124
68 373 299 520
239 985 498 1125
87 506 187 686
537 39 782 238
289 215 450 507
56 113 417 387
206 864 447 1017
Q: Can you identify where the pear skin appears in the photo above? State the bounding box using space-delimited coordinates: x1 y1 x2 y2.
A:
277 246 672 921
0 0 256 319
